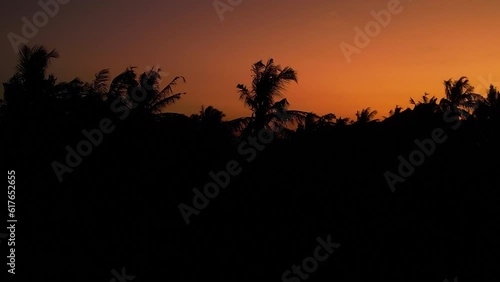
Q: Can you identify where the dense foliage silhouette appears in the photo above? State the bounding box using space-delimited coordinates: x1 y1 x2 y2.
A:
2 45 500 281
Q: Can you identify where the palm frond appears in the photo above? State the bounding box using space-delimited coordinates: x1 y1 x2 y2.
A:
158 76 185 97
150 92 185 113
225 117 254 133
108 67 138 100
93 68 110 92
277 67 298 83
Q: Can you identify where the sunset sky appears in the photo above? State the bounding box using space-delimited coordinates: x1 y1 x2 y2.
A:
1 0 500 120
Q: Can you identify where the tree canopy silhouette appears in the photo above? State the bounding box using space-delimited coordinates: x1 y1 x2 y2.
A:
439 76 484 117
3 45 59 108
355 107 378 124
235 58 307 137
2 45 500 282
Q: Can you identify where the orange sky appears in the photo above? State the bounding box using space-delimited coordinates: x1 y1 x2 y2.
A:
1 0 500 120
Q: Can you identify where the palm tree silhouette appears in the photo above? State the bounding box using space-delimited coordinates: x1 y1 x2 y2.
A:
98 67 185 117
236 59 306 137
335 116 351 127
388 105 403 117
410 93 438 107
298 112 336 132
475 84 500 120
439 76 483 118
136 68 186 115
3 45 59 108
485 84 500 119
107 67 138 102
410 93 440 114
53 78 87 100
355 107 378 124
486 84 500 104
191 105 226 127
89 68 111 101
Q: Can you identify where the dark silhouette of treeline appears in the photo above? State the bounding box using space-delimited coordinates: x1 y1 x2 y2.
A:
2 45 500 281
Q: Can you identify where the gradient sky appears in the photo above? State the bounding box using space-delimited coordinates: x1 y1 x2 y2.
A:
2 0 500 120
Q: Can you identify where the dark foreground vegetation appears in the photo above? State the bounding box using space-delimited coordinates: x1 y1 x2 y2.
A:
1 45 500 281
